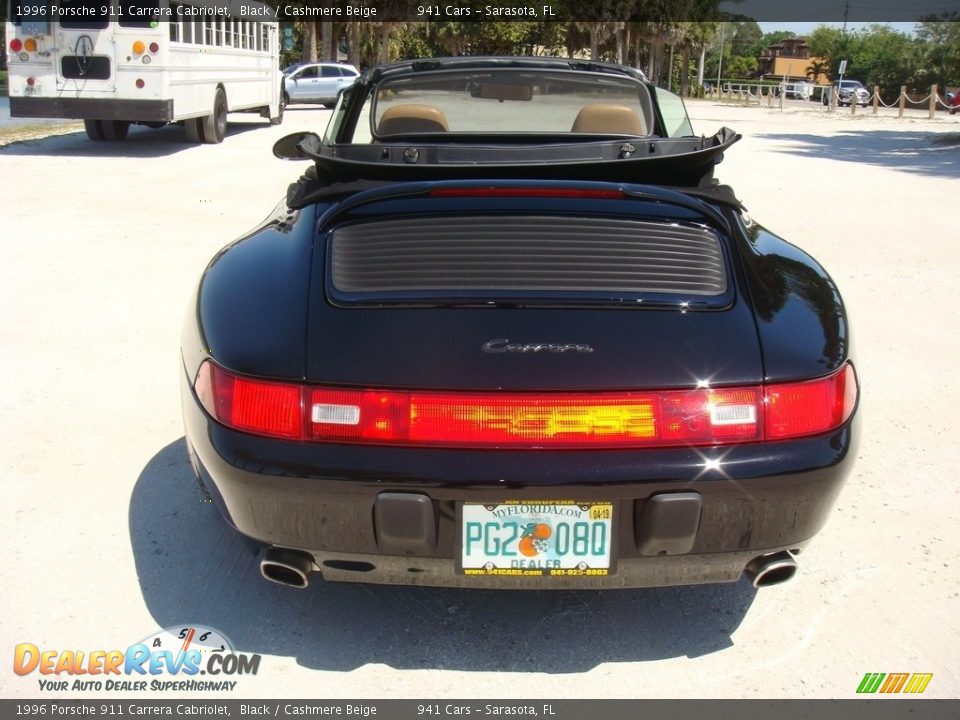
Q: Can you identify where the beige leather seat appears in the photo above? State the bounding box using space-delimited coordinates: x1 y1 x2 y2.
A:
571 104 646 135
377 104 449 135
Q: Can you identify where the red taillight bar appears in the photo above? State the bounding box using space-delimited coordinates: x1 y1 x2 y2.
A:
429 187 626 199
194 362 857 449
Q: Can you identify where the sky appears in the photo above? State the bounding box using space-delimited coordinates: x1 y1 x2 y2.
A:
757 22 918 35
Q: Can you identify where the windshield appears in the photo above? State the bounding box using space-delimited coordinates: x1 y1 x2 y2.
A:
370 69 654 137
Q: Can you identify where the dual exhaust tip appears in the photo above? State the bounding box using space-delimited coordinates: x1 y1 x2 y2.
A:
259 546 799 590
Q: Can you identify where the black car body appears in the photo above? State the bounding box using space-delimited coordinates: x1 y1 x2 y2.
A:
181 57 858 591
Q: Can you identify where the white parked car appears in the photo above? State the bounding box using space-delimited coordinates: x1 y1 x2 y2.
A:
282 63 360 108
822 80 870 107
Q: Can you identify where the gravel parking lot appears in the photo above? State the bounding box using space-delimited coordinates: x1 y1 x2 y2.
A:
1 100 958 699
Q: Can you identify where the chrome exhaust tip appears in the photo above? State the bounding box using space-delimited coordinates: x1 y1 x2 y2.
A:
745 550 798 588
260 548 315 589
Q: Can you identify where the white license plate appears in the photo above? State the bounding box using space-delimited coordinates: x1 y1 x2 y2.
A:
460 501 613 577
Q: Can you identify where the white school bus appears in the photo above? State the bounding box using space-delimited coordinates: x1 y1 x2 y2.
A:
5 0 284 142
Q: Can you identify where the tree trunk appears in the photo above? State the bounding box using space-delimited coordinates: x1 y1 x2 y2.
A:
681 47 691 96
590 27 600 60
668 43 675 91
321 21 333 62
302 21 318 63
697 46 705 87
379 23 393 64
348 21 361 70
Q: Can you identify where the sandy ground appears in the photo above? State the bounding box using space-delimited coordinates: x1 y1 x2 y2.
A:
1 99 958 700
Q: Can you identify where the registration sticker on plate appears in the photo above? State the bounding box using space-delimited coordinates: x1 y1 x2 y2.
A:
460 501 613 577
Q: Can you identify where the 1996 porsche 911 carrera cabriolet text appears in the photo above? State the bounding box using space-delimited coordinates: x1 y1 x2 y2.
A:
181 57 859 591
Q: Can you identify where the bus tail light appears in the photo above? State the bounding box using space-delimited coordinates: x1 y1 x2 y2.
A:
149 42 159 54
23 38 37 52
136 79 145 89
26 77 36 87
142 56 151 65
10 38 23 53
132 40 145 55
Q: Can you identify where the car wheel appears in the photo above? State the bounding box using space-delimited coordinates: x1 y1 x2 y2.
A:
101 120 130 141
84 119 106 141
200 88 227 144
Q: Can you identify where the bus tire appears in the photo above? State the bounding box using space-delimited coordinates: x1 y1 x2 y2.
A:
200 88 227 144
102 121 130 141
84 120 107 141
270 93 285 126
184 118 202 143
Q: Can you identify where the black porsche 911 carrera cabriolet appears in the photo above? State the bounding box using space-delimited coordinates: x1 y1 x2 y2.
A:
181 57 858 591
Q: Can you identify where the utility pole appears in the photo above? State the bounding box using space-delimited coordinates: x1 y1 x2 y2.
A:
842 0 850 33
716 23 725 91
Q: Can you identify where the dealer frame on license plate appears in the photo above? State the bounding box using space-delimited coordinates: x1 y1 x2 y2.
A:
459 501 614 578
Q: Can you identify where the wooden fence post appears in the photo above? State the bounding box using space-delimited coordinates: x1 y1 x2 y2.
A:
929 84 937 119
873 86 879 115
898 86 906 118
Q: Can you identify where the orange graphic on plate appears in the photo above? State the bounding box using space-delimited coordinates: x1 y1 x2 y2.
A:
518 523 552 556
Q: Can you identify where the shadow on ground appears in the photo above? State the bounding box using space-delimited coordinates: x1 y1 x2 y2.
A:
757 130 960 179
131 439 756 673
0 120 267 157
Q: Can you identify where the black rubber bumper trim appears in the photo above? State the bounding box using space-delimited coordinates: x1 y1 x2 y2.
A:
10 96 174 122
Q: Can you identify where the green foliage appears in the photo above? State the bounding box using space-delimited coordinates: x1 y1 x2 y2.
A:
272 16 960 93
914 17 960 90
725 54 757 77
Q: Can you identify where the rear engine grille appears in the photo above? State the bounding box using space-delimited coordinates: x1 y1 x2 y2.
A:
60 56 111 80
329 215 727 301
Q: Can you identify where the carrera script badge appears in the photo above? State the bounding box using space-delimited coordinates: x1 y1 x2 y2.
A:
482 339 594 354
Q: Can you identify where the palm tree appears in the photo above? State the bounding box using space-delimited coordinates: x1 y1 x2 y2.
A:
806 60 829 83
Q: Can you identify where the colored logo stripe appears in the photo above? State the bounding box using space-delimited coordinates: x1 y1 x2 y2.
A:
857 673 885 694
903 673 934 694
857 672 932 694
880 673 910 693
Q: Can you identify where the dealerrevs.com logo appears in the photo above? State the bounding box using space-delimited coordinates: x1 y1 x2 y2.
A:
14 625 260 692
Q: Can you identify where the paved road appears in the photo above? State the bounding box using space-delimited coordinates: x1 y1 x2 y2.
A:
1 102 957 700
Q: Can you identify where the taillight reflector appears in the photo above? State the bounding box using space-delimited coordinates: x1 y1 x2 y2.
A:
765 363 857 440
194 362 857 449
10 38 23 53
195 362 302 440
23 38 37 52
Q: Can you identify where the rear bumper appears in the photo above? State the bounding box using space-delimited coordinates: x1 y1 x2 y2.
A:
9 96 174 121
181 368 858 589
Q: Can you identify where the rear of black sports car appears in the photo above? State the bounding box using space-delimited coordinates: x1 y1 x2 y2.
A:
180 179 859 591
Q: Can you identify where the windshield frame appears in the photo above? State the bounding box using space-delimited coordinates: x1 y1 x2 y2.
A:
361 67 657 141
